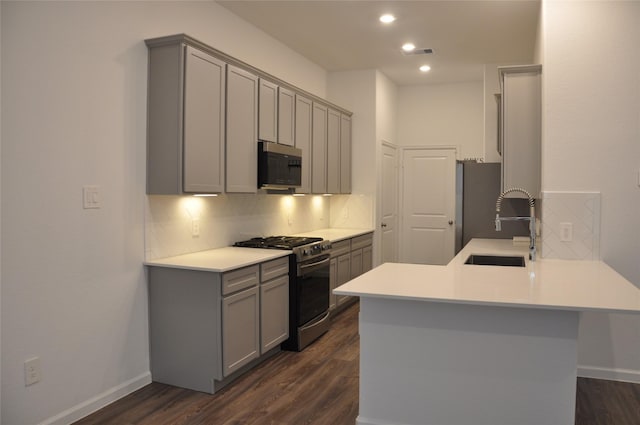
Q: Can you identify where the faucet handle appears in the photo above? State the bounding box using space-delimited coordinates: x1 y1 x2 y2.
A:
495 215 502 232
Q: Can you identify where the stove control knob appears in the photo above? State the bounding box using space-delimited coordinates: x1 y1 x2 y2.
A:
303 248 311 256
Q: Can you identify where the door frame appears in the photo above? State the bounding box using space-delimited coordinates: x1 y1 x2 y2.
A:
377 141 399 265
398 145 458 264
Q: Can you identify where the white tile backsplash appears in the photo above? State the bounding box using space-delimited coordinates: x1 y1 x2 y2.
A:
541 191 601 260
329 193 374 229
145 193 331 260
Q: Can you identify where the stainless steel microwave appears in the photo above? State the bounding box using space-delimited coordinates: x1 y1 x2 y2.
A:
258 141 302 189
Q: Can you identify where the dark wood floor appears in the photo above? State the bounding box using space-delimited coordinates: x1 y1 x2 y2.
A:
75 302 639 425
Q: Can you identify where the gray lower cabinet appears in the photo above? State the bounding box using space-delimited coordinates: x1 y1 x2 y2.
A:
226 65 259 193
362 244 373 273
259 257 289 353
330 233 374 309
329 257 338 310
146 42 226 194
148 256 289 394
330 239 352 308
222 285 259 377
260 275 289 352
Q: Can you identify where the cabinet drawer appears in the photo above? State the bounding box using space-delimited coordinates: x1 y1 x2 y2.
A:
222 265 259 295
351 233 373 250
331 239 351 257
260 256 289 282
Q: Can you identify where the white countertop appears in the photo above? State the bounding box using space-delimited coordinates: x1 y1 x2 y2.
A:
144 247 290 272
144 228 373 272
335 238 640 314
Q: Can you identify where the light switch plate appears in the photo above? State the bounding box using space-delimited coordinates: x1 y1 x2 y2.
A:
83 186 100 209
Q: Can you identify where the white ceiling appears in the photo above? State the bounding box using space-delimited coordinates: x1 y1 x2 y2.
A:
217 0 540 86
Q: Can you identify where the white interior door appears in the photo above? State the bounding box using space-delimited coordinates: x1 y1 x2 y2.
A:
381 143 398 263
400 148 456 265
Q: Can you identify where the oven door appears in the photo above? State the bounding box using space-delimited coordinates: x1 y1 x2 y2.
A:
297 254 330 325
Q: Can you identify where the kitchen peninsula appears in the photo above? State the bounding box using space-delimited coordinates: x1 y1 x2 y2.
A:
335 239 640 425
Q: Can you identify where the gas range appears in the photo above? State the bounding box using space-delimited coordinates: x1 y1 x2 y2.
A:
234 235 333 351
233 236 332 261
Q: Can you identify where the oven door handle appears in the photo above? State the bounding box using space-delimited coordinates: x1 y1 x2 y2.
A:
299 256 331 274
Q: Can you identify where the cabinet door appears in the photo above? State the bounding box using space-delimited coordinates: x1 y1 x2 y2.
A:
222 286 259 377
329 257 337 310
259 79 278 143
351 248 363 279
340 114 352 194
362 245 373 273
183 46 226 193
278 87 295 146
311 102 328 194
260 275 289 353
226 65 258 193
327 108 341 194
295 94 312 194
500 66 541 198
336 253 351 306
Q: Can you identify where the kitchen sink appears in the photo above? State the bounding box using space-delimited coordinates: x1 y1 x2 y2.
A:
464 254 526 267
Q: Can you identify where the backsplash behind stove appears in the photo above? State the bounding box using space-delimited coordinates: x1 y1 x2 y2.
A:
145 194 373 260
145 194 330 260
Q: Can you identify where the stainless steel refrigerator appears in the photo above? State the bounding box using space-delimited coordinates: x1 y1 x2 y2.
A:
455 161 530 253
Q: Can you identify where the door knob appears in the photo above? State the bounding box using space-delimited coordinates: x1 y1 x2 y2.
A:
381 223 387 228
448 220 454 225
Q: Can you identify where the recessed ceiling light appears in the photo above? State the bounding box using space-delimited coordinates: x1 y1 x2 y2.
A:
379 14 396 24
402 43 416 52
419 65 431 72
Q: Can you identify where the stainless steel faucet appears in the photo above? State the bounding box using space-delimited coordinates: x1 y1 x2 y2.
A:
495 188 537 261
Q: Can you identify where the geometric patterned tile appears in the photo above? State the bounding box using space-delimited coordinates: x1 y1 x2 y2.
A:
541 191 601 260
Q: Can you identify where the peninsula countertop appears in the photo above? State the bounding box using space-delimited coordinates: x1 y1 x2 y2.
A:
334 238 640 314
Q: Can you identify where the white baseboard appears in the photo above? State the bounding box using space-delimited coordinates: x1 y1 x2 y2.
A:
578 365 640 384
39 371 152 425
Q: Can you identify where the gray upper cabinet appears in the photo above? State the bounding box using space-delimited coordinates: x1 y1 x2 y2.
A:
340 114 352 194
227 65 259 193
295 94 313 194
327 108 341 194
146 34 352 197
312 102 328 194
499 64 542 198
258 79 278 143
146 42 226 194
278 87 295 146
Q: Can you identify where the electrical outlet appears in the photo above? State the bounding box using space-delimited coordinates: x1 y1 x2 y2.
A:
24 357 41 386
560 222 573 242
191 219 200 237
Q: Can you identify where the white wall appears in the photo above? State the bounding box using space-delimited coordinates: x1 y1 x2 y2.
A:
1 1 328 424
542 0 640 381
397 81 484 160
